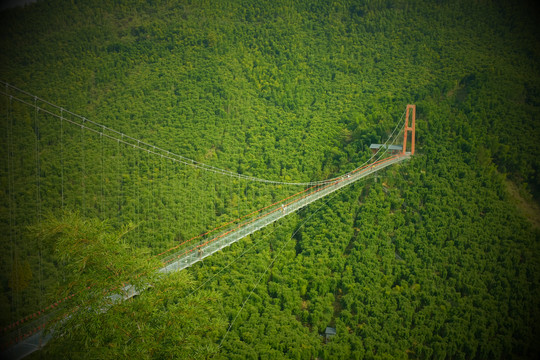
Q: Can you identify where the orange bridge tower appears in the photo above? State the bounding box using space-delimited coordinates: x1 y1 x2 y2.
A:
402 104 416 155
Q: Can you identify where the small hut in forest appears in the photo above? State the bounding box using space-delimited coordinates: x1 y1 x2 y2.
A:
324 327 336 342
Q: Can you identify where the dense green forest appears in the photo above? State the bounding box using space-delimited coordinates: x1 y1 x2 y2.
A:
1 0 540 358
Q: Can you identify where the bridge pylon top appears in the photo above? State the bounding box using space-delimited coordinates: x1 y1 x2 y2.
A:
402 104 416 155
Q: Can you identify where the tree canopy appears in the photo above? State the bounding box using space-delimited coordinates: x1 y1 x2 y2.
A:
1 0 539 358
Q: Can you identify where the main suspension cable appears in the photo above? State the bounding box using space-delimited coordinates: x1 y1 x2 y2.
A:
0 81 406 186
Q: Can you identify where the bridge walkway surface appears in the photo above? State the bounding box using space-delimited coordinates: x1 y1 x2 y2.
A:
160 153 410 273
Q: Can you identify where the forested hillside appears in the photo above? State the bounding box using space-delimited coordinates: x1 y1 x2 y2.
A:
1 0 539 358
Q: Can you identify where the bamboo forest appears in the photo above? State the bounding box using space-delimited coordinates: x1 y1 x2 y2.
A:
0 0 539 359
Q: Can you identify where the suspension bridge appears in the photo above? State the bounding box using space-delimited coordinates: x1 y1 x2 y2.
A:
0 81 416 359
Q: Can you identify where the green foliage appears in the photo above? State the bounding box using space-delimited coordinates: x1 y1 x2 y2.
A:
28 212 224 359
8 255 32 293
40 272 225 359
30 211 158 301
1 0 540 359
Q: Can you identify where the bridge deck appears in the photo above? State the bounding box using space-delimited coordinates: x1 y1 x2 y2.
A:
159 153 409 273
2 153 409 359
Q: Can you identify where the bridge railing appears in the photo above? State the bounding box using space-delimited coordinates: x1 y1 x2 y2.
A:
159 153 410 273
